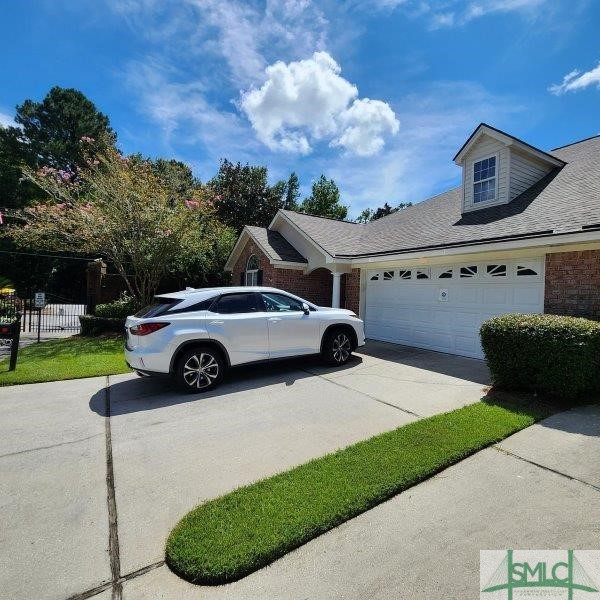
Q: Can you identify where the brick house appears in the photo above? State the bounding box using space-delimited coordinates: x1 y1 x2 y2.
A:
225 123 600 359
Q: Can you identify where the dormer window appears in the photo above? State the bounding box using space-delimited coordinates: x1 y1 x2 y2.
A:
473 156 496 203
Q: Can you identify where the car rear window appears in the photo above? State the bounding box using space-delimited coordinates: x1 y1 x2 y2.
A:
134 298 181 318
167 297 217 314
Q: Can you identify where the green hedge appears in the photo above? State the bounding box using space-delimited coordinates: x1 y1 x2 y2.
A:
79 315 126 336
480 313 600 398
95 293 137 319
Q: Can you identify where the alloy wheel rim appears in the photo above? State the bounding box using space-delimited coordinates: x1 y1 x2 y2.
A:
183 353 219 389
332 333 350 363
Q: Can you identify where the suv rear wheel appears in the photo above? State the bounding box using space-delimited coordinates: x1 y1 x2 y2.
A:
322 328 353 366
174 346 224 393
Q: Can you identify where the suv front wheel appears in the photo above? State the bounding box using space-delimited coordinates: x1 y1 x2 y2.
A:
174 346 225 393
322 329 353 366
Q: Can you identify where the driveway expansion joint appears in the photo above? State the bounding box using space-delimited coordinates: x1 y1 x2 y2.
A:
63 561 166 600
300 367 422 418
492 445 600 492
103 375 123 600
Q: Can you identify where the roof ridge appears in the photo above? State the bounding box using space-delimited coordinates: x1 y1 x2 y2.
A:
454 122 566 165
281 209 362 225
551 133 600 151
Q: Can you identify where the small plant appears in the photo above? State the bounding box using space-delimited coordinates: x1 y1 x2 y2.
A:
480 313 600 398
95 292 137 319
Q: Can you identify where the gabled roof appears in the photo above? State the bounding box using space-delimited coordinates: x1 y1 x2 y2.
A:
278 210 365 257
225 225 307 270
276 134 600 258
453 123 566 167
245 226 307 263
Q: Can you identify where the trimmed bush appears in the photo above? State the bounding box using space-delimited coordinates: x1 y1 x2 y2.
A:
95 293 137 319
79 315 126 336
480 313 600 398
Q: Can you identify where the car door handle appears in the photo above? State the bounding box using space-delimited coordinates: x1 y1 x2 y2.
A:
268 317 282 323
209 320 224 325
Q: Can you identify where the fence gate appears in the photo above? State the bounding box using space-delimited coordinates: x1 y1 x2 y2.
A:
21 293 87 333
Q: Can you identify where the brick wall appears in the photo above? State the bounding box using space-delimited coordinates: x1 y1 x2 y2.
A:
274 267 332 307
343 268 361 314
231 240 278 287
545 249 600 320
230 238 332 306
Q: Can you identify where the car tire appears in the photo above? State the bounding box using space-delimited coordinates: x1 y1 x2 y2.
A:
322 328 353 366
174 346 225 393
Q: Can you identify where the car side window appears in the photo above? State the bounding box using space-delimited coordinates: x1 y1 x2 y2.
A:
261 292 304 312
214 293 259 314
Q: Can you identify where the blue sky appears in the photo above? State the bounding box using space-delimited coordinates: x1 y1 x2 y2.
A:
0 0 598 217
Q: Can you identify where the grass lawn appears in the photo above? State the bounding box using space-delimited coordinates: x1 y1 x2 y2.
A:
0 335 130 386
166 395 556 585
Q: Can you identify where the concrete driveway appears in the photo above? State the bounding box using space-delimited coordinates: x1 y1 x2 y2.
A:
2 341 597 599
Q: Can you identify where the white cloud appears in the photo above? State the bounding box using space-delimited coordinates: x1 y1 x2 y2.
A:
110 0 328 87
549 63 600 95
334 98 400 156
364 0 547 28
0 111 15 128
123 58 259 177
241 51 399 156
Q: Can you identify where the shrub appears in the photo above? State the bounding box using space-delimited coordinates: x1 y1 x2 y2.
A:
0 304 16 324
95 292 137 319
79 315 126 336
480 313 600 398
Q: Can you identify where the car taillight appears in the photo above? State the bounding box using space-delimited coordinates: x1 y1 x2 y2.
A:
130 322 170 336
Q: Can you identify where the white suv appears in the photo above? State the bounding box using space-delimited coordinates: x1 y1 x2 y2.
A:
124 286 365 392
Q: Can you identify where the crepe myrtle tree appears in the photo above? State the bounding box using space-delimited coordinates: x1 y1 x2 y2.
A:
5 139 231 305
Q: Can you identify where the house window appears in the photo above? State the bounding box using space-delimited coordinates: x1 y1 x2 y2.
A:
438 268 453 279
245 254 259 286
486 264 506 277
460 265 478 278
473 156 496 203
398 269 412 280
370 272 381 281
383 271 394 280
416 268 430 280
517 265 538 276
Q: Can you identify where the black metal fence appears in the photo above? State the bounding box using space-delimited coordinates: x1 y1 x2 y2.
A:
23 293 87 332
0 291 86 334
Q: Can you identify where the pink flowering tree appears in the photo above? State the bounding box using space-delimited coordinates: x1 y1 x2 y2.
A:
5 140 234 305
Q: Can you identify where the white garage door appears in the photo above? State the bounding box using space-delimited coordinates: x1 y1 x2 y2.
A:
364 258 544 359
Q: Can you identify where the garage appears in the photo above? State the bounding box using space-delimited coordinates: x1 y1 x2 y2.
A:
364 258 544 359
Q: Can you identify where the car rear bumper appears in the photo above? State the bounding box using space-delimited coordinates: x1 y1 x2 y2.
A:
124 347 171 374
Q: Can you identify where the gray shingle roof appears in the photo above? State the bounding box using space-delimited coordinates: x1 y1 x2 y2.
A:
280 135 600 258
246 226 307 263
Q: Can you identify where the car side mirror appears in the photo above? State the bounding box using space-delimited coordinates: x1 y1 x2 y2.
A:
302 302 310 315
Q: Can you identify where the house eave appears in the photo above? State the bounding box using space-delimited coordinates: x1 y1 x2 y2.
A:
346 229 600 266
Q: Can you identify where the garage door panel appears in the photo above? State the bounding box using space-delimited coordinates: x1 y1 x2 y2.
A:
414 329 453 352
454 335 478 355
412 308 431 324
456 287 482 303
364 259 544 359
514 286 543 306
483 286 509 305
451 310 482 328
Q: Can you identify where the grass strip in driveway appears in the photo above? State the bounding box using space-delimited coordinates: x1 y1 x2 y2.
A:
0 335 130 386
166 394 554 585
